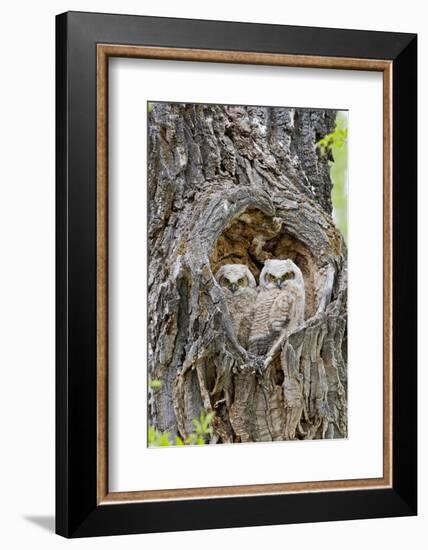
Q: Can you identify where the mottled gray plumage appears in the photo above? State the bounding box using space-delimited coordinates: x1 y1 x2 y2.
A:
215 264 257 349
249 259 305 356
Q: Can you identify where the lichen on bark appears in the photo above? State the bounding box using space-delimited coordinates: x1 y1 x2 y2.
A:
148 102 347 443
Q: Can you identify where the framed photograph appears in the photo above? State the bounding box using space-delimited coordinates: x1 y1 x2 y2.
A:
56 11 417 537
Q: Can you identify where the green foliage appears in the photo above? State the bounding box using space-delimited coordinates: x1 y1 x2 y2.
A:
148 426 173 447
148 378 162 390
148 409 215 447
317 112 348 242
186 410 215 445
317 121 348 157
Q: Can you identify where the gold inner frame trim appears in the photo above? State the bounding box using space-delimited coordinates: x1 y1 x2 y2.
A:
96 44 393 505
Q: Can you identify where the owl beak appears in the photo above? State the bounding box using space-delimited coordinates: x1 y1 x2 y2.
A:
230 283 238 293
275 280 282 289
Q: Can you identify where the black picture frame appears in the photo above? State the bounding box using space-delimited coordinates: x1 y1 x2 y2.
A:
56 11 417 538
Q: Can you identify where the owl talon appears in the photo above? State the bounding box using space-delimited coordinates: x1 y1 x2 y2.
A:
253 357 265 375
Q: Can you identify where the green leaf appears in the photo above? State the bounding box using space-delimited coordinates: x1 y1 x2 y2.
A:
158 433 172 446
148 425 172 446
149 409 215 447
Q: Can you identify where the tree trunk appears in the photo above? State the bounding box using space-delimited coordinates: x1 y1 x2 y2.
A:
148 102 347 443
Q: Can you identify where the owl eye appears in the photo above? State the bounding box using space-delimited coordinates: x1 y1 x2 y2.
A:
267 273 276 282
237 277 246 286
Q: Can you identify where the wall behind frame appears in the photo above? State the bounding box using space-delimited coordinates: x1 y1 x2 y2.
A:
0 0 424 549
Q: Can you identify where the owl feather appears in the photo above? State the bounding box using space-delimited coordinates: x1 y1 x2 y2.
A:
215 264 257 349
249 259 305 356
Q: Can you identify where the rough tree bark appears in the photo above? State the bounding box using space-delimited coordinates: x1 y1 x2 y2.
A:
148 102 347 443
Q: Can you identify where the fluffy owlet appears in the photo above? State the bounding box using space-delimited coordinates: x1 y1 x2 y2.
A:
215 264 257 349
249 259 305 356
